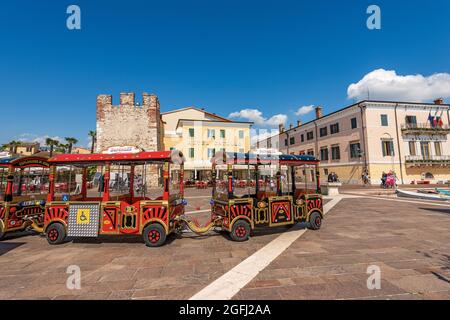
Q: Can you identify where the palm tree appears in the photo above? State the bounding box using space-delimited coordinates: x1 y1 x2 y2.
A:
45 138 59 157
88 130 97 154
65 137 78 154
56 143 69 154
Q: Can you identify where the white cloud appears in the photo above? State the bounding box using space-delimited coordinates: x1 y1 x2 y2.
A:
229 109 287 127
250 128 279 145
17 133 64 145
295 105 314 116
347 69 450 102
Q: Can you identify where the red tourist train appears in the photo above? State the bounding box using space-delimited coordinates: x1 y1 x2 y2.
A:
38 150 186 247
2 149 323 246
209 152 324 241
0 155 49 239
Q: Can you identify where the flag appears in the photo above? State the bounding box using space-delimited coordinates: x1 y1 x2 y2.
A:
428 112 435 127
438 109 444 127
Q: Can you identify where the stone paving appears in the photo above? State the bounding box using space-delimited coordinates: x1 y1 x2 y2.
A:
0 191 449 300
235 197 450 300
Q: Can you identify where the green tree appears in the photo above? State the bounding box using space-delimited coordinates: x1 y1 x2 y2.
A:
45 138 59 157
88 130 97 154
65 137 78 154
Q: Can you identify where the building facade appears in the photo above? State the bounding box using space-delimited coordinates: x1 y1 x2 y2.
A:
8 142 41 156
162 107 252 180
258 99 450 185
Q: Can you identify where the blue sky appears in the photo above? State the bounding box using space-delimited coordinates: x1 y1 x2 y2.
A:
1 0 449 146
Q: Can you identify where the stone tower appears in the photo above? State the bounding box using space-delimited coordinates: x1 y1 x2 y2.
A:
96 92 162 152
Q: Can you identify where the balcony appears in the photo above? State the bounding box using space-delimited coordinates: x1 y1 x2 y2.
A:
405 155 450 167
401 123 450 135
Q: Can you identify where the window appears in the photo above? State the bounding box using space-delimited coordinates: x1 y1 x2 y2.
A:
421 142 430 158
319 127 327 137
435 142 442 156
405 116 417 126
239 130 244 139
307 149 314 156
330 123 339 134
301 134 304 142
188 128 194 137
408 141 416 156
331 145 340 160
320 147 329 161
351 117 357 129
284 139 288 146
220 129 225 138
207 129 215 139
349 142 361 158
207 148 215 158
323 168 329 175
381 114 388 126
306 131 314 140
189 148 195 158
299 150 305 155
290 137 295 145
381 140 394 156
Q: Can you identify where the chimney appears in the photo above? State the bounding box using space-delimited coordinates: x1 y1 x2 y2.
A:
289 123 293 130
297 120 302 127
315 106 323 119
434 98 444 105
278 124 285 133
120 92 135 106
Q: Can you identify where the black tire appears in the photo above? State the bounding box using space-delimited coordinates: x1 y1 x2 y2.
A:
0 223 5 240
230 220 251 242
308 211 322 230
46 223 67 245
143 223 167 247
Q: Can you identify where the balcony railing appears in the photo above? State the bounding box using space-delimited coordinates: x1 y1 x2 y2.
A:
401 123 450 133
405 155 450 166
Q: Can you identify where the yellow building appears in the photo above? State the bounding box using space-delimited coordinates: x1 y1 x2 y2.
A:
72 147 91 154
162 107 253 180
10 142 40 156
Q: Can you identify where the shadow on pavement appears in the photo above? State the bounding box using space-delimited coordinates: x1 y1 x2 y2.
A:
419 207 450 215
0 242 26 256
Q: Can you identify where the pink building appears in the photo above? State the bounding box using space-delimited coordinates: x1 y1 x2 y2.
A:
257 99 450 185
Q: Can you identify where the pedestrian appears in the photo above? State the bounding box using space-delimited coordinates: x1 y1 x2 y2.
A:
380 172 386 188
327 172 333 182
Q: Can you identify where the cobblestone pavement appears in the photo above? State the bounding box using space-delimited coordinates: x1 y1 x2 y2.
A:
0 191 449 300
235 197 450 300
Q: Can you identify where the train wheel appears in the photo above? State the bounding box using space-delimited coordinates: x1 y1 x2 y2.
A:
230 220 250 242
308 212 322 230
0 222 5 240
143 223 166 247
46 223 66 245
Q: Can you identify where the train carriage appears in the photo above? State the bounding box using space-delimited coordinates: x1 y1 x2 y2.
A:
210 152 324 241
41 150 185 247
0 155 49 239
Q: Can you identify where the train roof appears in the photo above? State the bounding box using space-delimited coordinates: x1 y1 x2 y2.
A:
0 155 49 168
211 151 319 166
48 150 185 166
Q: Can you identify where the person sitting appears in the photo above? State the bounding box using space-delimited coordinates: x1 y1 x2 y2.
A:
327 173 333 182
